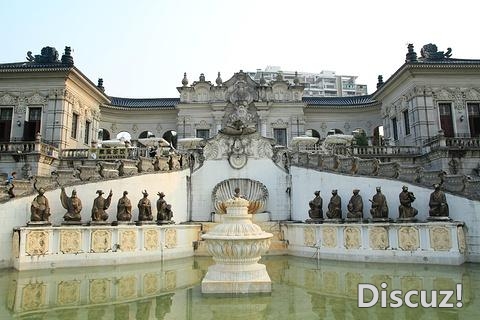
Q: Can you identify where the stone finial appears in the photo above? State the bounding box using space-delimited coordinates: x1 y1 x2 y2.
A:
276 72 284 81
259 73 266 86
293 71 300 85
182 72 188 86
376 75 384 89
405 43 417 62
97 78 105 92
199 73 206 82
216 72 223 86
61 46 74 66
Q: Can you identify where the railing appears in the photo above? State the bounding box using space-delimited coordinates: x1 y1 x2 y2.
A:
60 147 151 160
423 134 480 149
304 144 421 157
0 140 59 156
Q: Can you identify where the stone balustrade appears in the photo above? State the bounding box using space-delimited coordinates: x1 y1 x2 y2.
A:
13 224 201 270
283 222 466 265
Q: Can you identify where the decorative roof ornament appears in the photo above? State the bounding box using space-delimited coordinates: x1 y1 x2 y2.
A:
97 78 105 92
199 73 206 82
405 43 417 62
259 73 266 86
276 72 284 81
26 46 60 64
420 43 452 61
61 46 74 66
182 72 188 86
293 71 300 85
216 72 223 86
376 75 384 89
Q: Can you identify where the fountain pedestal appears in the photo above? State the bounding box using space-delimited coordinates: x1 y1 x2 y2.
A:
201 197 273 294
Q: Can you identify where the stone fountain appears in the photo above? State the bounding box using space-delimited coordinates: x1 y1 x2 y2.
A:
201 189 273 294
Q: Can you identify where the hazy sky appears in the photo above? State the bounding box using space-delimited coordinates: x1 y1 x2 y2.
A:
1 0 478 98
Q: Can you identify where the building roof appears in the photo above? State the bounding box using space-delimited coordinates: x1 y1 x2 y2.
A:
108 96 180 109
0 61 72 71
303 95 377 107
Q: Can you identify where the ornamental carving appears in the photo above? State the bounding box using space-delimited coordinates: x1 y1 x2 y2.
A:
430 226 451 251
143 273 159 295
452 88 465 111
22 283 46 311
57 280 81 306
119 230 137 252
91 229 111 253
27 92 47 105
398 227 419 251
369 227 389 250
0 93 16 105
304 227 316 246
344 227 361 249
165 270 177 290
89 279 110 304
26 230 49 256
212 178 269 215
322 227 337 248
117 276 137 299
433 88 452 101
465 88 480 101
60 229 82 254
458 226 467 254
165 228 177 248
14 103 26 114
144 229 159 251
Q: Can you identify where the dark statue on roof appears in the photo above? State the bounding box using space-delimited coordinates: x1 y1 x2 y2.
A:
420 43 452 61
26 46 59 63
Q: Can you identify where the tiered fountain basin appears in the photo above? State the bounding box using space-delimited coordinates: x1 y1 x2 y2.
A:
201 196 273 294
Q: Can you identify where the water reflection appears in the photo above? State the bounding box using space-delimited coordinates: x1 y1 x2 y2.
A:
1 256 479 319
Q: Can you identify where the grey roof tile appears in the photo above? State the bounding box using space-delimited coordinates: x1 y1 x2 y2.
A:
108 96 180 108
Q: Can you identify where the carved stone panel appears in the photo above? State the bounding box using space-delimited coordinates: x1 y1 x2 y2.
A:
12 231 20 258
91 229 111 253
369 227 389 250
119 230 137 252
165 229 177 249
430 226 452 251
117 276 137 300
322 227 337 248
57 280 81 306
22 283 46 311
345 272 362 297
26 230 49 256
89 279 110 304
323 271 338 293
60 229 82 254
144 229 159 251
304 227 316 246
165 270 177 290
143 273 159 295
398 227 419 251
344 227 361 249
458 226 467 254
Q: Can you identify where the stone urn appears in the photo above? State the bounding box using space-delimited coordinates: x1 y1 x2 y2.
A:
201 195 273 294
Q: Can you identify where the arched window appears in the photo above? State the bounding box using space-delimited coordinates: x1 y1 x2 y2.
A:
139 131 155 139
98 128 111 141
162 130 178 149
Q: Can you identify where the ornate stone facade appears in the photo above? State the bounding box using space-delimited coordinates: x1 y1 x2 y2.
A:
26 230 49 256
344 227 361 249
91 229 111 253
398 227 420 251
60 229 82 254
429 226 452 251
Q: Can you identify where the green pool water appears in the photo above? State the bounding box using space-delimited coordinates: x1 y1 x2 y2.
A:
1 256 479 319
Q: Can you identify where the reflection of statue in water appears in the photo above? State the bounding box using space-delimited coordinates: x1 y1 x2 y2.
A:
61 187 82 221
370 187 389 219
307 191 323 221
30 182 50 222
117 191 132 221
91 190 113 221
155 293 174 320
398 186 418 220
326 189 342 220
347 189 363 220
138 190 153 221
429 184 449 218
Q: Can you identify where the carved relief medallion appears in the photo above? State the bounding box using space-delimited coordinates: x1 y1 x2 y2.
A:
143 273 159 295
430 226 452 251
398 227 419 251
57 281 81 306
117 276 137 300
322 227 337 248
91 230 111 253
119 230 137 252
21 283 46 311
60 229 82 254
369 227 389 250
304 227 316 246
89 279 110 304
165 270 177 290
26 230 49 256
144 229 159 251
344 227 361 249
165 228 177 249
